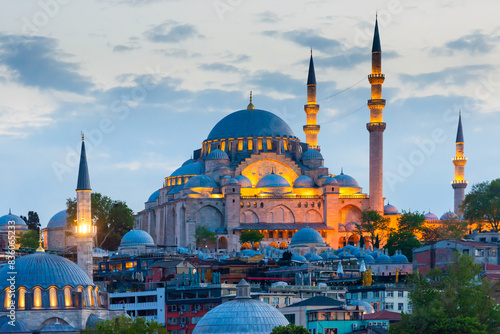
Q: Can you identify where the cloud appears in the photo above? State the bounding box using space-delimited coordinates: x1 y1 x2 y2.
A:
256 11 280 24
113 44 138 52
264 29 343 54
145 21 203 43
199 62 242 73
0 35 93 94
399 65 494 88
432 32 500 55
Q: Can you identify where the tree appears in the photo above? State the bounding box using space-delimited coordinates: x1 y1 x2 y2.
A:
17 229 39 249
66 193 135 250
462 179 500 231
390 254 500 334
87 314 166 334
271 323 309 334
195 225 217 248
357 209 389 248
239 230 264 245
384 212 425 261
421 221 469 243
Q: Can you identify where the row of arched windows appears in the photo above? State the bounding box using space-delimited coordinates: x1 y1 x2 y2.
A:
298 202 321 208
201 137 297 156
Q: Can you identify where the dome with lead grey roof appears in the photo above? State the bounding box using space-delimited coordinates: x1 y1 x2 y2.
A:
302 149 323 160
193 279 288 334
47 210 69 229
440 211 458 220
147 190 160 203
206 149 229 160
170 161 204 177
332 171 359 187
0 211 27 227
235 175 252 188
256 174 290 188
120 229 155 247
185 175 218 188
290 227 324 245
425 212 439 221
293 175 315 188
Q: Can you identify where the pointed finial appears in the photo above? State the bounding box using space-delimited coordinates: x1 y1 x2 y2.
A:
456 110 464 143
372 15 381 53
8 208 11 215
247 91 255 110
82 131 85 142
341 167 344 175
36 231 45 252
310 48 312 55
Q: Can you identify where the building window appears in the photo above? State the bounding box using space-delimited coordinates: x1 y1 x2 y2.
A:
266 139 272 151
248 140 253 151
260 202 264 208
238 140 243 151
18 288 26 309
463 249 469 255
398 303 404 311
374 291 379 298
385 302 394 310
258 140 263 151
362 292 367 299
4 288 11 309
398 291 404 298
285 297 291 305
263 297 270 303
272 297 279 305
34 288 42 308
351 293 358 300
386 291 394 298
50 287 58 308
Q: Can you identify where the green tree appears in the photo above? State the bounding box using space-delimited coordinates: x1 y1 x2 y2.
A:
357 209 389 248
195 225 217 248
87 314 166 334
271 323 309 334
66 193 134 250
384 212 425 261
462 179 500 231
20 211 41 232
16 229 39 249
239 230 264 245
390 254 500 334
421 220 469 243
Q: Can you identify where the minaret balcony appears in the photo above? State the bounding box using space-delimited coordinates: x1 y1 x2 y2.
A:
366 122 386 132
452 180 468 188
367 99 386 109
368 74 385 84
303 125 320 134
452 157 467 166
304 104 319 113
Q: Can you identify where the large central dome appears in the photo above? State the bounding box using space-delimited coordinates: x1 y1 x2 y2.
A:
206 109 297 141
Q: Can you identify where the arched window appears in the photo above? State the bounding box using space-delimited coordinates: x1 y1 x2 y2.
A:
258 140 263 151
238 140 243 151
50 287 58 308
18 288 25 309
4 288 11 309
88 286 94 307
64 287 72 307
248 139 253 151
34 288 42 308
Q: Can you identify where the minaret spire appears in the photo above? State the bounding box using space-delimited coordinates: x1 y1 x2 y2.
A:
452 111 467 217
303 50 320 151
75 134 96 278
367 16 386 213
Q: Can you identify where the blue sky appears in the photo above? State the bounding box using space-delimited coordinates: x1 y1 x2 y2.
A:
1 0 499 226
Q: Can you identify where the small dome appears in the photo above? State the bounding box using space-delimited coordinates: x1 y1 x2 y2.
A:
206 149 229 160
317 175 330 186
440 211 458 220
256 174 290 188
384 203 399 215
362 254 375 263
170 161 204 177
120 229 155 247
328 253 339 260
291 254 308 263
235 175 252 188
290 227 324 245
324 177 338 186
226 178 239 186
425 212 439 221
293 175 315 188
0 252 94 289
193 279 289 334
344 222 357 232
332 171 360 187
0 211 26 226
310 254 324 262
338 224 346 232
349 300 375 314
182 158 194 166
47 210 69 229
185 175 218 188
368 251 379 259
376 254 391 263
147 190 160 203
391 253 409 263
0 318 30 333
302 149 323 160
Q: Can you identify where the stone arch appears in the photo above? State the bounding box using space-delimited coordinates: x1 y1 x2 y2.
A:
39 316 76 331
348 234 360 246
218 237 228 249
269 242 278 248
237 158 300 187
252 242 260 250
241 242 251 250
241 210 259 224
267 205 295 223
279 242 288 249
197 206 223 230
305 209 322 223
338 236 347 248
339 204 362 225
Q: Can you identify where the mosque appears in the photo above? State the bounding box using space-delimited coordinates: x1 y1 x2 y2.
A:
135 18 468 252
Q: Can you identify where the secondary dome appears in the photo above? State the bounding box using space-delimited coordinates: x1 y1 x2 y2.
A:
47 210 69 229
206 109 297 141
147 190 160 202
170 161 204 177
0 211 26 227
257 174 290 188
193 279 288 334
384 203 399 215
302 149 323 160
235 175 252 188
332 171 359 187
290 227 324 245
206 149 229 160
425 212 439 221
324 177 338 186
120 229 155 247
185 175 218 188
0 252 94 289
441 211 458 221
293 175 315 188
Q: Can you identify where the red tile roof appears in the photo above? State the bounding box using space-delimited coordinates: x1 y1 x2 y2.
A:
364 310 402 321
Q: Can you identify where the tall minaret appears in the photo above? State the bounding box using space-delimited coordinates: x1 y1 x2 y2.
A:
367 17 386 213
452 112 467 217
75 133 96 278
303 50 320 151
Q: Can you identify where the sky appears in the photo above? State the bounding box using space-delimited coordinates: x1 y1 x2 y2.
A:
0 0 499 227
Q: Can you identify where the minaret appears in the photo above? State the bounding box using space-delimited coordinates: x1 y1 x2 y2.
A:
367 17 386 213
452 112 467 217
75 133 96 278
303 50 320 151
